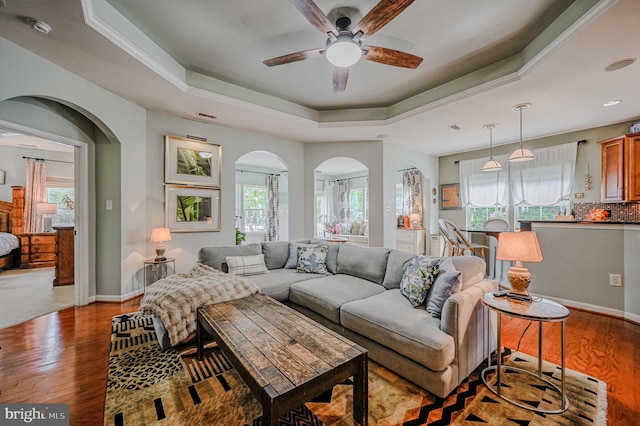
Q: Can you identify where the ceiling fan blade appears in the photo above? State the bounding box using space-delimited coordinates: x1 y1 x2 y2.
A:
333 67 349 92
352 0 415 39
363 45 423 69
263 48 324 67
288 0 337 35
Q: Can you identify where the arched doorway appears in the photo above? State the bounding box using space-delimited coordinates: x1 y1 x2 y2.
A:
0 95 121 307
314 157 369 246
235 151 289 243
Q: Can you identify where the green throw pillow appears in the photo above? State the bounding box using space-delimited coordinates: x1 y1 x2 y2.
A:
399 256 440 307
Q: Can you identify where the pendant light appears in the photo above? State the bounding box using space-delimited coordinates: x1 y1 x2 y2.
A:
509 103 535 162
481 123 502 172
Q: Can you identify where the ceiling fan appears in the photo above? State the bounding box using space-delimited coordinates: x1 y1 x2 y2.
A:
263 0 423 92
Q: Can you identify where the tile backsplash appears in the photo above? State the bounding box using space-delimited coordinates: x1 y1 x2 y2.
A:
572 202 640 222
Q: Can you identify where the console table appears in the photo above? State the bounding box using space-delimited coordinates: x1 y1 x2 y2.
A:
481 293 570 413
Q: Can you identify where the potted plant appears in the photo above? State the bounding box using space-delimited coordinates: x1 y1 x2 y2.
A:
235 227 246 245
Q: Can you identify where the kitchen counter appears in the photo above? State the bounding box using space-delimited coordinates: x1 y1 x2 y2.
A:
519 220 640 231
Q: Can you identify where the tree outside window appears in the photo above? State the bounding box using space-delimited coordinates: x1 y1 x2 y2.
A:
240 185 267 232
47 187 74 226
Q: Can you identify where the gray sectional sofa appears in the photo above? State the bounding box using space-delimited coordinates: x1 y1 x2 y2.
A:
197 240 497 398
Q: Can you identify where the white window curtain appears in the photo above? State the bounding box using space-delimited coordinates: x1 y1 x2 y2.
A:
265 174 279 241
459 154 509 207
337 179 350 222
25 159 47 232
322 180 335 225
402 169 423 220
510 142 577 206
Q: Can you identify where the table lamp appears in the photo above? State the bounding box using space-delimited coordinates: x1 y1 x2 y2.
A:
37 202 58 232
496 231 542 302
150 227 171 261
410 213 420 229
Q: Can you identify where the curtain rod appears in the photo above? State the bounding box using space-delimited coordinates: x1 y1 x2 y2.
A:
397 167 418 172
22 155 73 164
236 169 280 176
336 174 368 181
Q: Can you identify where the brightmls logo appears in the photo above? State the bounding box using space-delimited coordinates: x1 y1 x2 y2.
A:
1 404 68 425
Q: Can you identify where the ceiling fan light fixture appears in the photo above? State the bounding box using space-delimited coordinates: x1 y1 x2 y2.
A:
326 35 362 68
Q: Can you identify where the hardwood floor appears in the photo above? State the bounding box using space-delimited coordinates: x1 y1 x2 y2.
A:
0 300 638 425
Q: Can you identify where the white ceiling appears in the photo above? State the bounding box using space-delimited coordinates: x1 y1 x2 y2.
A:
0 0 638 157
0 132 74 153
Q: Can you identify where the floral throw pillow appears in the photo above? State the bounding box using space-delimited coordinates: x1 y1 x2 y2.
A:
296 245 328 274
400 256 440 307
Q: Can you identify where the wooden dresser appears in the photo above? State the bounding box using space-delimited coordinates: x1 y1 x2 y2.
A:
20 232 57 268
396 228 427 255
53 226 74 286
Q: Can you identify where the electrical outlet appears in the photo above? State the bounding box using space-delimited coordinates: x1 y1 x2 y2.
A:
609 273 623 287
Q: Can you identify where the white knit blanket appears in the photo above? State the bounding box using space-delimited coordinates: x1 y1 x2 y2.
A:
139 263 260 347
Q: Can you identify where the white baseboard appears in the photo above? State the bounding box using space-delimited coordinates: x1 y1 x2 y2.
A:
94 288 143 303
537 293 634 321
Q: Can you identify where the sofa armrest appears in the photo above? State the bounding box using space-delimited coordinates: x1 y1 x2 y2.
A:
440 279 496 339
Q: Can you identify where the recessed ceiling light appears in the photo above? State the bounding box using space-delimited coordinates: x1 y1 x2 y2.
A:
603 100 622 107
26 19 52 34
605 58 636 72
448 124 461 131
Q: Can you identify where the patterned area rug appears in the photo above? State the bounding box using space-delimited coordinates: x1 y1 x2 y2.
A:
104 313 607 425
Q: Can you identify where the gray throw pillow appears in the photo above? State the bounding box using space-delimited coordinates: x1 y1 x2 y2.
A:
425 270 462 318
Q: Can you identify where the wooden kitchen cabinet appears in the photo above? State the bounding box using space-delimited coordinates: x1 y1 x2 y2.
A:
19 232 57 268
599 132 640 202
53 226 74 286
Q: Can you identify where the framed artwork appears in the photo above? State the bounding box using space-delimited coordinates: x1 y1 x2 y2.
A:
165 185 221 232
440 183 461 210
165 135 221 187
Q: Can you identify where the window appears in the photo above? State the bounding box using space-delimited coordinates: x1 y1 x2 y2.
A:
515 203 569 222
467 206 508 230
395 183 403 215
46 178 74 226
349 188 368 222
235 184 267 233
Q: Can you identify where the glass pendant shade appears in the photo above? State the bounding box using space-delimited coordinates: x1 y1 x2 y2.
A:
482 123 502 172
482 158 502 171
509 103 534 162
326 35 362 67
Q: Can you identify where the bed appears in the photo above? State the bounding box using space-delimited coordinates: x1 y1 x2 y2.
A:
0 186 25 269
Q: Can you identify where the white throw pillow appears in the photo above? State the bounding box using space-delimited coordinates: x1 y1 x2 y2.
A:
225 254 269 276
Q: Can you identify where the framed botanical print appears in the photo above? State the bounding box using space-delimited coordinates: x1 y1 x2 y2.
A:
165 135 221 187
165 185 221 232
440 183 461 210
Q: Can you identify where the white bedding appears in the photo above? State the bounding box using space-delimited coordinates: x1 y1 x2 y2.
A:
0 232 19 256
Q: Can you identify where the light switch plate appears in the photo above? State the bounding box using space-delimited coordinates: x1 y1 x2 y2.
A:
106 199 113 210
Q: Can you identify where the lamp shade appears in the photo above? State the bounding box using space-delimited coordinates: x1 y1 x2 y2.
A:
150 227 171 243
410 213 420 222
326 35 362 67
481 158 502 171
37 202 58 215
496 231 542 262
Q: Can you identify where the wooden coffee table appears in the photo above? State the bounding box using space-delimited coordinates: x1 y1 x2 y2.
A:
197 293 368 426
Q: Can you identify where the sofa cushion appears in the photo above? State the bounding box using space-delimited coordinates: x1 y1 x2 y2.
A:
246 269 324 302
198 243 262 271
310 239 340 274
261 241 289 270
425 270 462 318
449 256 486 290
297 245 328 274
383 250 416 289
289 275 386 323
340 289 455 372
337 244 390 285
225 254 268 276
399 256 440 307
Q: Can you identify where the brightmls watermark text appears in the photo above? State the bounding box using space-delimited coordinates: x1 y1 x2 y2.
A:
1 404 68 425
